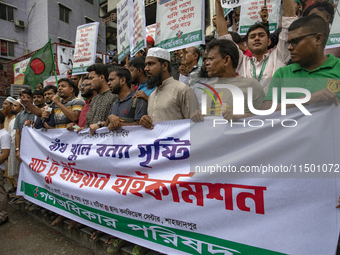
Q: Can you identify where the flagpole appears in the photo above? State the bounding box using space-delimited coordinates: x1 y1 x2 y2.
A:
50 38 59 89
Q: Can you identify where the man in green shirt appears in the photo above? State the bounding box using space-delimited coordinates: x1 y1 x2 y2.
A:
262 15 340 111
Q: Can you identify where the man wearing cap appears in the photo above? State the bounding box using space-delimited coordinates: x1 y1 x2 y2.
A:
140 47 199 129
145 36 154 55
6 99 24 196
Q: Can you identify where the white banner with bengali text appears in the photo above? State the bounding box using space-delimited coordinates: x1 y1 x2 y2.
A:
131 0 147 56
17 104 340 255
146 24 156 40
72 22 99 74
155 0 205 51
238 0 280 35
117 0 133 62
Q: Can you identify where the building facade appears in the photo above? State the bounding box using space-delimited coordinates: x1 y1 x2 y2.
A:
0 0 106 63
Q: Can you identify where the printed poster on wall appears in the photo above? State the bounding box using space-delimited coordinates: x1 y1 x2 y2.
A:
238 0 280 35
57 45 74 75
117 0 133 62
13 58 31 85
155 0 205 51
326 4 340 49
131 0 147 56
72 22 99 74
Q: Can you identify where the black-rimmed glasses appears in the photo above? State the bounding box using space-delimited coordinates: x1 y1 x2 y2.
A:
286 33 318 47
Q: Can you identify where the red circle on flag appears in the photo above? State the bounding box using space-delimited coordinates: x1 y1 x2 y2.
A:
30 59 45 75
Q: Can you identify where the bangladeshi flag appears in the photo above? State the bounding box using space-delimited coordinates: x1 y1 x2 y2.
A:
23 39 55 90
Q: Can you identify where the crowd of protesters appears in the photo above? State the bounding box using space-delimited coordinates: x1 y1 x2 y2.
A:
1 0 340 254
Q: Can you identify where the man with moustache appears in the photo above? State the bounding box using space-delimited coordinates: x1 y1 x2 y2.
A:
140 47 199 129
2 97 16 132
66 75 98 130
34 85 57 129
6 99 24 196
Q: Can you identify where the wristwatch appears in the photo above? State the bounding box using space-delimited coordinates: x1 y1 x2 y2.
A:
16 148 20 151
97 121 102 128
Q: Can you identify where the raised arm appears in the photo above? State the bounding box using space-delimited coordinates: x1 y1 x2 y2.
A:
215 0 229 37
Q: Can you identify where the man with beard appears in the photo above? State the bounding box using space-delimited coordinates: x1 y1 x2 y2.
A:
90 66 148 134
85 64 117 131
66 75 98 130
6 100 24 197
2 97 16 132
140 47 199 129
127 56 155 101
215 0 296 94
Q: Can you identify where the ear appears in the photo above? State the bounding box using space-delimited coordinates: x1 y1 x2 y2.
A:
224 55 231 67
315 33 323 46
162 61 168 72
268 37 272 47
120 77 126 86
325 14 331 24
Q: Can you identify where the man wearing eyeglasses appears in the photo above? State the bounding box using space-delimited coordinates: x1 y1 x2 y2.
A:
215 0 297 94
262 15 340 110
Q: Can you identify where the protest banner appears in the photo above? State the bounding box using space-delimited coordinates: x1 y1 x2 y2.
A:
131 0 147 56
117 0 133 63
13 58 30 85
146 24 156 40
57 45 74 75
17 104 340 254
238 0 280 34
326 6 340 49
155 0 205 51
72 22 99 74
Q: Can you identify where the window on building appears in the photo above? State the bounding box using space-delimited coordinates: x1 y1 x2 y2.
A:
59 5 70 23
0 3 14 22
0 40 15 57
85 0 94 4
85 17 95 24
59 38 72 45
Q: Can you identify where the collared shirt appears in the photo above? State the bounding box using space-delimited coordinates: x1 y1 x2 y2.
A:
85 90 117 128
219 16 298 94
50 96 85 129
264 54 340 102
13 109 35 132
179 64 201 87
148 77 199 122
137 81 156 97
109 91 147 121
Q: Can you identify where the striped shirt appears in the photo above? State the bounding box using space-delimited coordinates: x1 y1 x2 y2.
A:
50 96 85 128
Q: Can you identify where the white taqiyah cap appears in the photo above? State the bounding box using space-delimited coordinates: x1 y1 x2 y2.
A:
146 47 170 62
16 99 24 108
5 97 16 104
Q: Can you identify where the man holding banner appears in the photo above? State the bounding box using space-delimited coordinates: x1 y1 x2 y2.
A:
216 0 297 94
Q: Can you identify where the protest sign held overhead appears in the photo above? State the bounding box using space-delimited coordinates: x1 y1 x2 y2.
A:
117 0 133 62
239 0 280 34
146 24 156 40
221 0 251 8
72 22 99 74
57 45 74 75
14 58 31 85
155 0 205 51
131 0 147 56
326 5 340 49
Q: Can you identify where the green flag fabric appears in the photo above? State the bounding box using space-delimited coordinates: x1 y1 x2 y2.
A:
23 40 54 90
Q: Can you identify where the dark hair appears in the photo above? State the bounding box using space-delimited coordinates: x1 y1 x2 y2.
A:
205 35 214 45
43 85 57 94
58 78 79 96
32 89 44 96
229 31 243 44
158 58 172 73
110 66 132 87
95 57 103 63
246 24 270 42
0 112 5 124
21 88 32 97
87 63 109 82
303 2 334 18
288 15 329 46
206 39 239 69
128 56 146 76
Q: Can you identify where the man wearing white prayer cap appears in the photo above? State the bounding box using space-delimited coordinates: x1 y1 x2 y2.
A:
2 97 16 132
140 47 199 129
